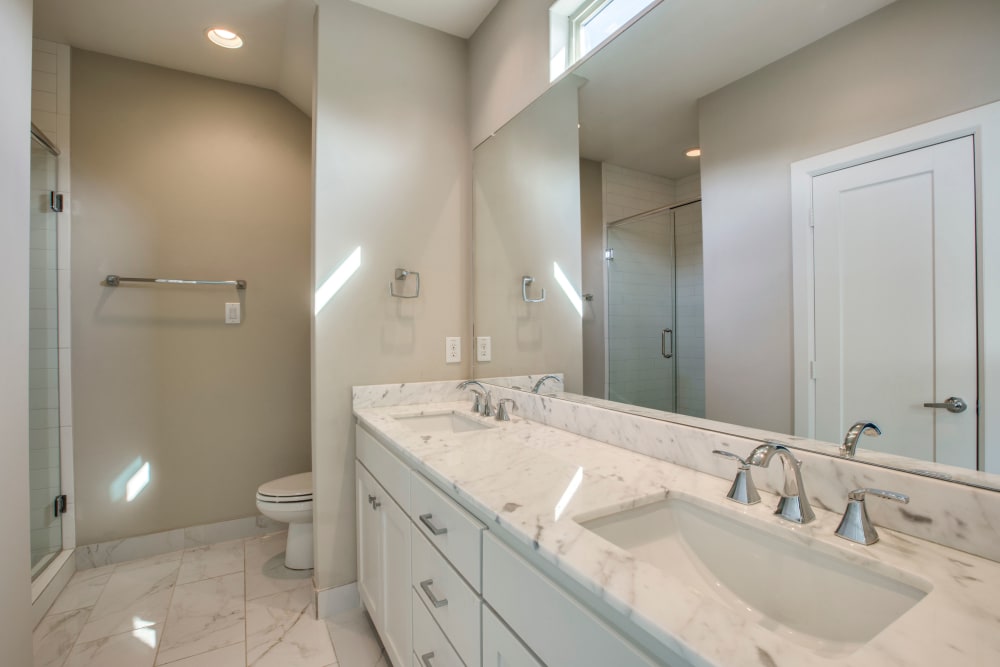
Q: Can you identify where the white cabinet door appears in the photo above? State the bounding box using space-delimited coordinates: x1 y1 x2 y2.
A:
380 488 412 667
483 605 543 667
356 463 380 620
813 136 977 467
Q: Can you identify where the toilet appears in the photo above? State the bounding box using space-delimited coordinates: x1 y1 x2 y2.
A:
255 472 313 570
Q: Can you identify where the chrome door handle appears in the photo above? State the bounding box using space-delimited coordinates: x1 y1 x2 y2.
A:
420 652 435 667
661 328 673 359
923 397 967 413
367 494 376 507
419 513 448 536
419 579 448 608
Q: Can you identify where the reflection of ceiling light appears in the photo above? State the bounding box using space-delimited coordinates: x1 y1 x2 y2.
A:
686 148 702 157
207 28 244 49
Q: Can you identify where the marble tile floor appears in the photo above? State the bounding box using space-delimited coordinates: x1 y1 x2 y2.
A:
34 532 382 667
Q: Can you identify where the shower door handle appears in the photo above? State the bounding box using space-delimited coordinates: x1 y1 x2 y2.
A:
661 329 673 359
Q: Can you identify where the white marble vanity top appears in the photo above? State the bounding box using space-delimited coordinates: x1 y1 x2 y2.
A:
354 398 1000 667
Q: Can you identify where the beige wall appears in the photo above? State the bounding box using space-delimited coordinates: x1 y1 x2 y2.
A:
0 0 36 658
71 51 312 545
472 77 582 391
469 0 552 146
699 0 1000 433
580 158 605 398
313 0 470 592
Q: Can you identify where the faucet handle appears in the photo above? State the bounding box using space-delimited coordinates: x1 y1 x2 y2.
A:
835 487 909 545
468 389 483 413
712 450 761 505
481 391 494 418
496 398 517 421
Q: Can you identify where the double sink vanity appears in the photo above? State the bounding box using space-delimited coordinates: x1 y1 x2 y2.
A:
352 379 1000 667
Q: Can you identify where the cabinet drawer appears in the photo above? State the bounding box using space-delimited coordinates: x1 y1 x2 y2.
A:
412 527 481 667
357 425 410 511
483 605 543 667
410 472 484 591
412 589 466 667
483 533 660 667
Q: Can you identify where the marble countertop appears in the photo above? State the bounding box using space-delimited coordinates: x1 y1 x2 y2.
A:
354 400 1000 667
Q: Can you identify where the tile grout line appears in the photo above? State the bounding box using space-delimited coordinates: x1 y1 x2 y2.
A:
55 562 117 667
150 551 183 667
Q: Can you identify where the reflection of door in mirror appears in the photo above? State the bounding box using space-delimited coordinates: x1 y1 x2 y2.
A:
606 201 704 416
810 136 977 469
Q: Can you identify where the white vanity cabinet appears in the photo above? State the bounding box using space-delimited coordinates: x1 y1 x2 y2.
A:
356 427 413 667
482 606 543 667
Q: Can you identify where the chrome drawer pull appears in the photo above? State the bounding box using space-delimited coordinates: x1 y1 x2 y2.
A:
419 513 448 536
420 651 435 667
419 579 448 608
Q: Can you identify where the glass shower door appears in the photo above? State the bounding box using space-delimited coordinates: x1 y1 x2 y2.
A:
29 133 62 579
607 210 676 411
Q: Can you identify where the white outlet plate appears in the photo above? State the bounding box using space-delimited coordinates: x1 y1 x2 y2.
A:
225 302 241 324
476 336 491 362
446 336 461 363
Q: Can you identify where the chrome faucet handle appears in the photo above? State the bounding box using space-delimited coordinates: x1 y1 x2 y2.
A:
496 398 517 421
469 390 483 414
712 450 760 505
835 488 909 545
746 442 816 524
840 421 881 457
481 391 494 418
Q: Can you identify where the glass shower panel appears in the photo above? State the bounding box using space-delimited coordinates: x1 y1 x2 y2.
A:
29 136 62 579
607 211 676 411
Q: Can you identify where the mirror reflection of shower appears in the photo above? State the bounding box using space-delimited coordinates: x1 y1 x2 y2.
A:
605 198 704 417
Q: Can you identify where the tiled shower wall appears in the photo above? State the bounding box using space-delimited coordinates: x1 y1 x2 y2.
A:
602 164 704 416
29 39 74 568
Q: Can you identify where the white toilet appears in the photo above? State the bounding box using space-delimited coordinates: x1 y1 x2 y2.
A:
255 472 313 570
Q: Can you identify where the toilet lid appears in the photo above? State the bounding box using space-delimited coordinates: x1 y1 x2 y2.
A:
257 472 312 501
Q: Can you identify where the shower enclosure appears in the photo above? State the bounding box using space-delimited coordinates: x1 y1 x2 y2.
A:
29 124 64 579
607 200 705 416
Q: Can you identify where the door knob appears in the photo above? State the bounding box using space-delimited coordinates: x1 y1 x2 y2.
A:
922 397 967 413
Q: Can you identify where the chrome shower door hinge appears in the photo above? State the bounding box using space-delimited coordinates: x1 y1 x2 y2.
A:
49 191 64 213
54 494 68 517
605 248 614 260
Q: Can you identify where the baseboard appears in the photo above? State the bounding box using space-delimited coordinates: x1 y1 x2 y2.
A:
75 514 284 570
316 581 360 619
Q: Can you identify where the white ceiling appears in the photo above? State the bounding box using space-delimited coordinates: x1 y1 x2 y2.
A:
574 0 897 179
31 0 498 116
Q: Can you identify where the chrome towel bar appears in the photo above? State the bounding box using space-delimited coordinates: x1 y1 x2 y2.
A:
106 275 246 289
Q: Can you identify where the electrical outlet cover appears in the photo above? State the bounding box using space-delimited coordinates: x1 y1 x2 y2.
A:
446 336 461 363
476 336 491 362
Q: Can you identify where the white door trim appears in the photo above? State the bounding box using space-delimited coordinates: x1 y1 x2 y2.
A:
791 99 1000 473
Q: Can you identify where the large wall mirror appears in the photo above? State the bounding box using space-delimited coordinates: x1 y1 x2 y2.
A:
472 0 1000 491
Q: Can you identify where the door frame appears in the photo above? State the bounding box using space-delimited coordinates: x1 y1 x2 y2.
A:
791 100 1000 473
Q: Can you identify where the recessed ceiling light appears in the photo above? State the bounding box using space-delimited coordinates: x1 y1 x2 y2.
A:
686 148 702 157
207 27 244 49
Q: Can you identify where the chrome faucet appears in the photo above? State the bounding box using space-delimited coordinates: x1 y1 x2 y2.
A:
457 380 493 417
532 375 561 393
835 488 909 545
746 442 815 524
841 421 881 457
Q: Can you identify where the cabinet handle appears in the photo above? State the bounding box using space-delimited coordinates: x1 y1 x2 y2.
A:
419 579 448 608
419 513 448 536
420 652 435 667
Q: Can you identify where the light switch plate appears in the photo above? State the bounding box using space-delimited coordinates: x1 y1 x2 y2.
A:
446 337 461 363
225 302 241 324
476 336 491 362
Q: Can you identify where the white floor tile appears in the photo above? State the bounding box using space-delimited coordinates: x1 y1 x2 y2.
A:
157 642 247 666
76 558 179 643
325 607 386 667
246 583 337 667
64 626 160 667
49 566 113 614
177 539 245 585
34 607 90 667
155 572 245 665
244 533 312 601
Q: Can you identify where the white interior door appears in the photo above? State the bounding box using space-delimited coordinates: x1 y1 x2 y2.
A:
812 136 977 468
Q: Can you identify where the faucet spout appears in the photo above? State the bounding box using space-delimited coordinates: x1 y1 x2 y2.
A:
532 375 561 394
746 442 815 524
840 421 881 457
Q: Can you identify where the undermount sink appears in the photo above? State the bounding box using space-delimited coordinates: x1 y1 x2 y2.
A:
578 494 929 655
394 411 492 434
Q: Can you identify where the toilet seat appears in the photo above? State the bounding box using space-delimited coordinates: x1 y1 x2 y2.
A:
256 472 312 503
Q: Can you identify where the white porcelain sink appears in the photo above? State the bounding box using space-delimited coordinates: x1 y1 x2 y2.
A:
394 411 492 434
579 494 929 655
